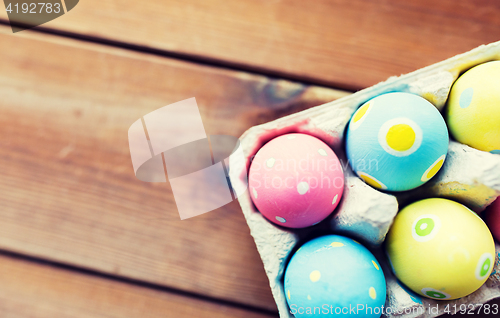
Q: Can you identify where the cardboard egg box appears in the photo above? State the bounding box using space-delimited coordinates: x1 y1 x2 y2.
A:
229 41 500 318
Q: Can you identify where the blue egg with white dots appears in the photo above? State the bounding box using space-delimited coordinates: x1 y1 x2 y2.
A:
284 235 386 318
346 92 449 192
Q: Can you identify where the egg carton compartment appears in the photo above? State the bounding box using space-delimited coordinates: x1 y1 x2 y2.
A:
229 40 500 318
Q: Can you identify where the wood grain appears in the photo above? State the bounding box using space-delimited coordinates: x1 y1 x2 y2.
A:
0 25 348 311
0 253 276 318
1 0 499 90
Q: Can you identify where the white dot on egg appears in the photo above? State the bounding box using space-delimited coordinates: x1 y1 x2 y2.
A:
275 216 287 223
266 157 276 168
332 194 338 205
307 295 312 300
252 187 258 199
318 148 328 156
420 223 428 230
287 135 296 140
309 270 321 282
297 182 309 195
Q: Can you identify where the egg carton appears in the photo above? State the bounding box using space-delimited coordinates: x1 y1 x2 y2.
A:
229 41 500 318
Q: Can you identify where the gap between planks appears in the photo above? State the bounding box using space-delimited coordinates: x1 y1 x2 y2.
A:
0 19 357 93
0 250 278 318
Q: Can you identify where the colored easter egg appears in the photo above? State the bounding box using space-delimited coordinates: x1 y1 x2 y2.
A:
446 61 500 153
346 92 449 192
485 198 500 242
248 133 344 228
284 235 386 318
386 198 495 300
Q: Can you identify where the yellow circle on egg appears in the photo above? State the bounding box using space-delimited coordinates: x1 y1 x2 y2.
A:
350 102 372 130
309 270 321 282
353 103 370 122
357 172 387 190
386 198 495 300
369 287 377 300
421 154 446 182
386 124 416 152
446 61 500 152
330 242 344 247
378 118 423 157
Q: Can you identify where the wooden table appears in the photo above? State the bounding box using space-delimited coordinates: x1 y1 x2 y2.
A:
0 1 499 317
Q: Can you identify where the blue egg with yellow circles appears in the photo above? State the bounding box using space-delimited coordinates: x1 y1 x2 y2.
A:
284 235 386 318
346 92 449 192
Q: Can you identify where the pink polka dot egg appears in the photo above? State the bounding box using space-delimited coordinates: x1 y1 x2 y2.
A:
248 133 344 228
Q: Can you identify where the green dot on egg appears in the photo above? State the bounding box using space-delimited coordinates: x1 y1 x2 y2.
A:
426 291 447 299
415 218 434 237
480 258 491 277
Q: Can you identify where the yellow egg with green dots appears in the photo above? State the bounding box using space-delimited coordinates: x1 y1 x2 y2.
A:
446 61 500 153
385 198 495 300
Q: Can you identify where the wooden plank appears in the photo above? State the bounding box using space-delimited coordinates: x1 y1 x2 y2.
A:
1 0 499 90
4 252 499 318
0 253 276 318
0 24 348 311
